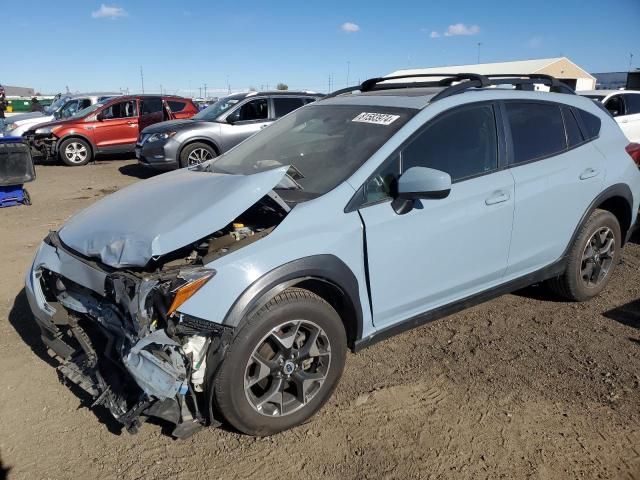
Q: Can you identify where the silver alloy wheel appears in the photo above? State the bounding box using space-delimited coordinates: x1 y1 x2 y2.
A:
244 320 331 417
580 226 615 287
64 142 88 164
187 147 213 166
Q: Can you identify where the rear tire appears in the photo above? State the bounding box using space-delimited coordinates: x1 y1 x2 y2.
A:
179 142 217 168
59 138 92 166
547 209 621 301
212 288 346 436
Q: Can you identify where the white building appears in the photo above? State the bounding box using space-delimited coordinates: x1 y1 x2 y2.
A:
387 57 596 91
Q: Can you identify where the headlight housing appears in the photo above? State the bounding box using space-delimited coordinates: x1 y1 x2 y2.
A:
147 131 177 143
166 268 215 316
3 122 17 132
34 126 58 135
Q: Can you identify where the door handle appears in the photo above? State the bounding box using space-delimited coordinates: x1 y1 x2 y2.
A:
579 168 600 180
127 121 137 126
620 119 629 123
485 191 510 205
260 124 268 129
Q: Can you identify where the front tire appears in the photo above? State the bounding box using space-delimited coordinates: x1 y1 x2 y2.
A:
179 142 217 168
547 209 621 301
212 288 346 436
59 138 92 166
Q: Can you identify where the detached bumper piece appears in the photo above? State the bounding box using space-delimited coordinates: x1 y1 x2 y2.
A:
34 260 231 439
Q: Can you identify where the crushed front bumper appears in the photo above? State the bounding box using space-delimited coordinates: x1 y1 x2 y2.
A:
25 233 231 438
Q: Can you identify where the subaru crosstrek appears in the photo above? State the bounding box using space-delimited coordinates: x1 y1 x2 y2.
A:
24 73 640 438
136 91 321 170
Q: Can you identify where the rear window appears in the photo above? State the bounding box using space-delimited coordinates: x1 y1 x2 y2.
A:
505 102 567 165
167 100 186 112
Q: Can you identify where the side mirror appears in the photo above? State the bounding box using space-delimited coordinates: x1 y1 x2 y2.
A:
392 167 451 214
96 112 105 121
226 111 239 124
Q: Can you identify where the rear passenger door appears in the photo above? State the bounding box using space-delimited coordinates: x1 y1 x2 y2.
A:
139 96 164 132
503 101 605 278
219 97 270 151
620 93 640 142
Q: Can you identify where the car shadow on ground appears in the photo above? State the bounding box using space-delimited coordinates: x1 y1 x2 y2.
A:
118 163 160 179
603 298 640 330
8 289 127 435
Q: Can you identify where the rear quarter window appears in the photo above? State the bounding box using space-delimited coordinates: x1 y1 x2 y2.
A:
574 108 602 140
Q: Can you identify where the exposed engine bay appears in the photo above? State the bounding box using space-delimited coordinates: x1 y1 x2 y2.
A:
33 193 288 438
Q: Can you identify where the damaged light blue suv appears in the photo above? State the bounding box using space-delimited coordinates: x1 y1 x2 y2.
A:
25 73 640 438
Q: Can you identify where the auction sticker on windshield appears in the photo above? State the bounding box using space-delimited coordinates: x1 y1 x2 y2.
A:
352 112 400 126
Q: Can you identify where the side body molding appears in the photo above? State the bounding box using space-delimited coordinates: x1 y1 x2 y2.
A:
222 255 364 343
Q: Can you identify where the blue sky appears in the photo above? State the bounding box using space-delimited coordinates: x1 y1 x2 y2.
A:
3 0 639 96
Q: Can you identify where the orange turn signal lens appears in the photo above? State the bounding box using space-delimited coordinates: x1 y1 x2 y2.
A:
167 272 214 316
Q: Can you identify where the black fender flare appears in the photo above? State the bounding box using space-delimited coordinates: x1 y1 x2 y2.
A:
222 255 365 343
177 137 221 160
563 183 633 257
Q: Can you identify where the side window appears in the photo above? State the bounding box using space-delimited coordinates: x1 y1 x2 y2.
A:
574 108 602 140
167 100 186 112
140 97 163 115
232 98 268 122
364 155 400 204
604 95 624 117
505 102 566 165
623 94 640 115
102 100 137 119
561 106 584 148
60 100 80 118
273 97 304 118
402 104 498 181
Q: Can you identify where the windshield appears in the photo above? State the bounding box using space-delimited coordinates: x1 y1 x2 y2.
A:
193 95 243 121
68 101 107 120
209 104 416 197
45 96 70 114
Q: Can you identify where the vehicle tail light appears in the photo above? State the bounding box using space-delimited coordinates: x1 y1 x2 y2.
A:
626 143 640 166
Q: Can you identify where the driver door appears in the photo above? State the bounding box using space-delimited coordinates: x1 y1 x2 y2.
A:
357 102 514 328
219 97 271 151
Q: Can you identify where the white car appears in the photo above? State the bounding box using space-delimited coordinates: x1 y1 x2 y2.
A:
579 90 640 142
1 92 120 137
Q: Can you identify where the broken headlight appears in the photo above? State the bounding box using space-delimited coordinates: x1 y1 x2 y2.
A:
166 268 216 316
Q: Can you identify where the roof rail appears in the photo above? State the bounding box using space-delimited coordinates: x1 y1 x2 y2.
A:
325 72 575 101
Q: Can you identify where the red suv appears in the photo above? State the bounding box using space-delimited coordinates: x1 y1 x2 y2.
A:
25 95 198 166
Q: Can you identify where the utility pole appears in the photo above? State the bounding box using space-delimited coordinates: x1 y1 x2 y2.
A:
160 84 163 95
204 84 207 99
227 76 231 94
347 61 350 87
477 42 482 64
140 66 145 94
630 53 634 71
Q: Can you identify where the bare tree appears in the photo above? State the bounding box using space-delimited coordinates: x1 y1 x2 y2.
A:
276 83 289 91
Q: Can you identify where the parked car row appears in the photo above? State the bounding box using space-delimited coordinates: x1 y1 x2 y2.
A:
23 94 198 165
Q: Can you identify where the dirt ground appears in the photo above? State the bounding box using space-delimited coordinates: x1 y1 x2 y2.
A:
1 158 639 480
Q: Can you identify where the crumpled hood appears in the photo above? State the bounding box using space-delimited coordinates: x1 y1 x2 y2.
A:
58 166 288 268
142 119 204 134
